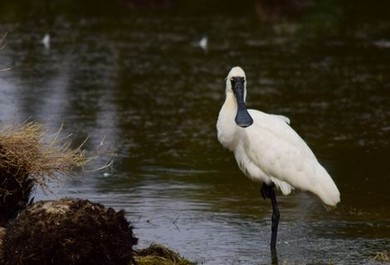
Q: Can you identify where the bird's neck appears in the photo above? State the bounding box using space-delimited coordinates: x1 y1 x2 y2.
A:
217 92 239 151
222 92 238 114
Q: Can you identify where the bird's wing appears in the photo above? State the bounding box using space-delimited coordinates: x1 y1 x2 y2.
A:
272 114 290 124
244 110 340 206
248 109 315 160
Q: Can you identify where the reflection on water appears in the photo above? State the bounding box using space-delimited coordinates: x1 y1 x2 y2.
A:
0 2 389 264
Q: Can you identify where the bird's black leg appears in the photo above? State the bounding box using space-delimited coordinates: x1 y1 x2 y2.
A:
261 183 280 264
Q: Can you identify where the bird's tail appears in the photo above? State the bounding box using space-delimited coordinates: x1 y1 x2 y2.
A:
312 166 340 207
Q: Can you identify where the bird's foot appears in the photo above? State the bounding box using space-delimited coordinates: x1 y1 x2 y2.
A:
261 183 275 200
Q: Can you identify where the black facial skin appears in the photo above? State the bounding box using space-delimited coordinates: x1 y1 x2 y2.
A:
231 77 253 128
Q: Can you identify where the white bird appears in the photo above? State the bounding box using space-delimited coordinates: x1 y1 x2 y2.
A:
199 36 208 51
41 33 50 49
216 66 340 262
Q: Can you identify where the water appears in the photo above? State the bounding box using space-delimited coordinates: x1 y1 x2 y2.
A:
0 2 389 264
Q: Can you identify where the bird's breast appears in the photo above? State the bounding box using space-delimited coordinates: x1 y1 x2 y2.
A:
217 102 239 151
217 120 238 151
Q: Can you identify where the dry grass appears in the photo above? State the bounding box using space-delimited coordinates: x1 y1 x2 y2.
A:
0 122 86 184
0 33 11 72
0 33 6 50
0 122 87 224
374 250 390 263
0 227 5 250
134 243 196 265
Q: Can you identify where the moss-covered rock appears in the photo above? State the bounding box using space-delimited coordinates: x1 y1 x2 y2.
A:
1 198 138 265
135 243 196 265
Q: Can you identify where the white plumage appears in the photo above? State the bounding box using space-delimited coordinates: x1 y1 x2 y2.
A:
217 66 340 206
199 36 208 51
41 33 50 49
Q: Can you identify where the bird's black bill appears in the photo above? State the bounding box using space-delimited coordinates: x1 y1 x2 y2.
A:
232 77 253 128
236 103 253 128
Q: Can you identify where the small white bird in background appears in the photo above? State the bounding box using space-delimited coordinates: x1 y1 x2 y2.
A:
216 66 340 263
41 33 50 49
198 36 208 51
191 35 208 51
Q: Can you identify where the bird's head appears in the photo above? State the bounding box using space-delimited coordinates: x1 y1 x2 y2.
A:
225 66 253 128
226 66 246 98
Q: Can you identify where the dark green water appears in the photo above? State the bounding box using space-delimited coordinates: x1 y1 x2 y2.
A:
0 1 389 264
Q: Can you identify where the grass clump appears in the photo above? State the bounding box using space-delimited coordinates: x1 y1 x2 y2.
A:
374 250 390 263
135 243 196 265
0 122 86 224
